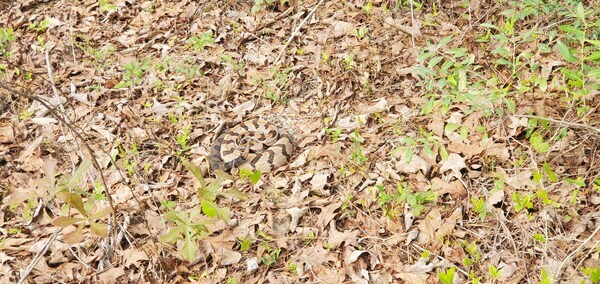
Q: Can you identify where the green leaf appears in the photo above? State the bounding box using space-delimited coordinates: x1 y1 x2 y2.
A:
587 52 600 61
576 2 585 22
559 25 585 40
587 39 600 48
555 41 577 62
543 163 558 182
438 35 453 47
89 207 112 220
438 266 456 284
480 23 500 30
61 159 91 190
588 68 600 79
182 159 205 188
90 221 108 237
164 211 186 224
181 235 199 262
160 227 183 244
220 188 248 200
201 200 230 221
530 134 550 153
248 170 262 185
412 66 436 78
427 56 444 68
53 216 84 227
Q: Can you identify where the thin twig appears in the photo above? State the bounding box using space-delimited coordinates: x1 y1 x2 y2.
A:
18 229 61 284
274 0 325 65
554 225 600 280
511 114 600 134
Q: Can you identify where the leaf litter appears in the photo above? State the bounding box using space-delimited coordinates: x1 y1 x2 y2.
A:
0 0 599 283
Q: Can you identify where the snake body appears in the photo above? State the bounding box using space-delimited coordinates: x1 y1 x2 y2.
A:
209 119 295 172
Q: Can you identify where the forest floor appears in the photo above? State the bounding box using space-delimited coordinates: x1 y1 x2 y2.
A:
0 0 599 283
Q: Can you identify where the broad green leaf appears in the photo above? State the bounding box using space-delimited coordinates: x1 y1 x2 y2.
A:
543 163 558 182
201 200 218 219
438 35 453 47
423 145 435 160
206 170 234 193
181 235 199 262
66 193 86 216
416 51 434 62
160 227 183 243
587 52 600 61
90 221 108 237
576 2 585 22
561 69 582 81
197 187 217 202
89 207 112 220
555 41 577 62
61 159 91 190
164 211 186 224
530 134 550 153
560 25 585 40
53 216 84 227
412 66 436 77
220 188 247 200
427 56 444 68
587 39 600 47
248 170 261 185
182 159 205 188
504 98 516 114
480 23 499 30
588 68 600 79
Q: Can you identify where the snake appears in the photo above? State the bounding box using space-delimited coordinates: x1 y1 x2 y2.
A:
209 119 295 173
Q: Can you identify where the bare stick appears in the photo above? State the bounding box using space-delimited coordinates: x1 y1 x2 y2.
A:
18 229 61 284
511 114 600 134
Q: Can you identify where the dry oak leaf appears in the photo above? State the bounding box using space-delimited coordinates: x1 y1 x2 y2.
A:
439 153 466 180
396 258 433 284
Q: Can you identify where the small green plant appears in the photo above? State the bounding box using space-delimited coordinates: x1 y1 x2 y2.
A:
539 268 552 284
239 168 262 185
512 192 534 212
352 27 368 40
28 19 50 32
261 242 281 266
226 277 239 284
51 160 111 244
288 261 298 274
186 32 215 50
581 266 600 283
398 127 447 162
471 196 489 221
238 236 252 252
361 1 373 14
98 0 116 12
350 129 368 165
115 58 151 88
160 161 247 261
160 206 210 262
343 54 355 70
533 232 546 242
326 128 342 142
176 123 191 152
0 27 16 57
377 181 436 217
488 264 502 282
462 241 481 267
438 266 456 284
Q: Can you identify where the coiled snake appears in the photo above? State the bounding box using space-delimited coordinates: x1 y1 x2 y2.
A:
209 119 295 172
